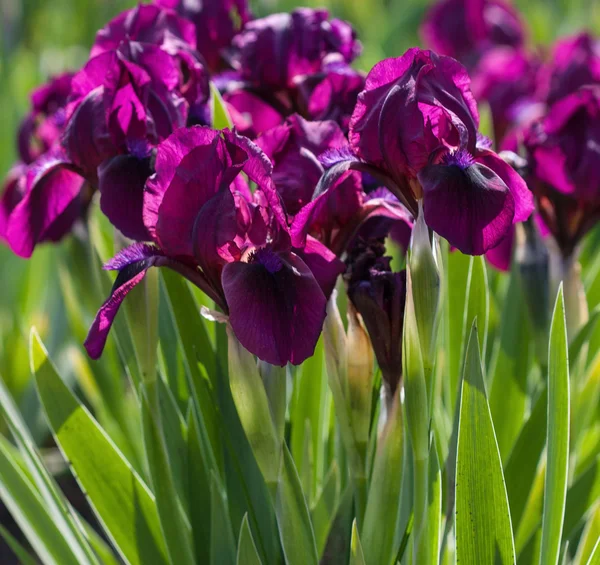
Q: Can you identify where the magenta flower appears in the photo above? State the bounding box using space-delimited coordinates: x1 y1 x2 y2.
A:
91 3 209 112
471 46 540 144
298 61 365 132
537 32 600 106
85 127 344 366
61 5 209 242
230 9 361 90
256 114 349 215
420 0 525 64
155 0 251 72
1 73 91 258
318 48 533 255
523 86 600 257
18 73 73 165
2 150 87 257
252 114 412 257
214 8 361 137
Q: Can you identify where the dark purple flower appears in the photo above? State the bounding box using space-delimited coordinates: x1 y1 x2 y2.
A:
3 150 87 258
230 9 361 90
155 0 252 72
256 114 348 215
318 48 533 255
345 237 406 394
92 4 209 111
420 0 526 64
86 126 344 366
524 86 600 257
470 46 540 144
62 29 205 239
18 73 73 165
223 90 284 138
298 61 365 132
537 32 600 106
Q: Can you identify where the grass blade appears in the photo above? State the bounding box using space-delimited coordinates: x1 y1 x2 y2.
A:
0 438 81 565
236 514 263 565
350 520 367 565
539 286 570 565
276 444 319 565
31 330 169 565
455 324 516 564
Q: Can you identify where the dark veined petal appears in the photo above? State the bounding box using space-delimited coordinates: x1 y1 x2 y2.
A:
419 150 515 255
6 152 85 258
475 148 533 223
98 154 153 241
222 250 326 366
85 243 166 359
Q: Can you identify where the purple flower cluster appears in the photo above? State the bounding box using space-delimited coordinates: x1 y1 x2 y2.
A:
2 0 551 365
422 0 600 265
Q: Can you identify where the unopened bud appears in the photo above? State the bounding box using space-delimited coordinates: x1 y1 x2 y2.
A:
409 203 441 373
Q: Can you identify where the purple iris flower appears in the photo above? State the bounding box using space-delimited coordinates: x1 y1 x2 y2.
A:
1 150 87 257
17 73 73 165
297 61 365 132
61 5 209 242
537 32 600 106
91 3 209 113
230 9 361 90
155 0 252 72
85 127 344 366
523 86 600 257
345 237 406 394
214 9 361 137
0 73 91 257
317 48 533 256
420 0 526 65
470 46 540 145
256 114 350 216
252 114 413 257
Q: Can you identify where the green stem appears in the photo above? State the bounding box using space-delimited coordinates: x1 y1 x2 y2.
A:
412 455 429 565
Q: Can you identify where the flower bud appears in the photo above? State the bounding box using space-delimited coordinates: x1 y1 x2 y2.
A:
408 204 441 376
346 302 375 448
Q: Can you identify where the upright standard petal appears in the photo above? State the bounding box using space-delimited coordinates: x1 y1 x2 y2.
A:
222 249 327 366
144 126 246 256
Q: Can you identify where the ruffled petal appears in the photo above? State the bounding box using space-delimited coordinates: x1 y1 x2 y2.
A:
222 250 326 366
144 126 245 255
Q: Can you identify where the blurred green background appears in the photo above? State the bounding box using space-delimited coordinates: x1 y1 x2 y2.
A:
0 0 598 427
